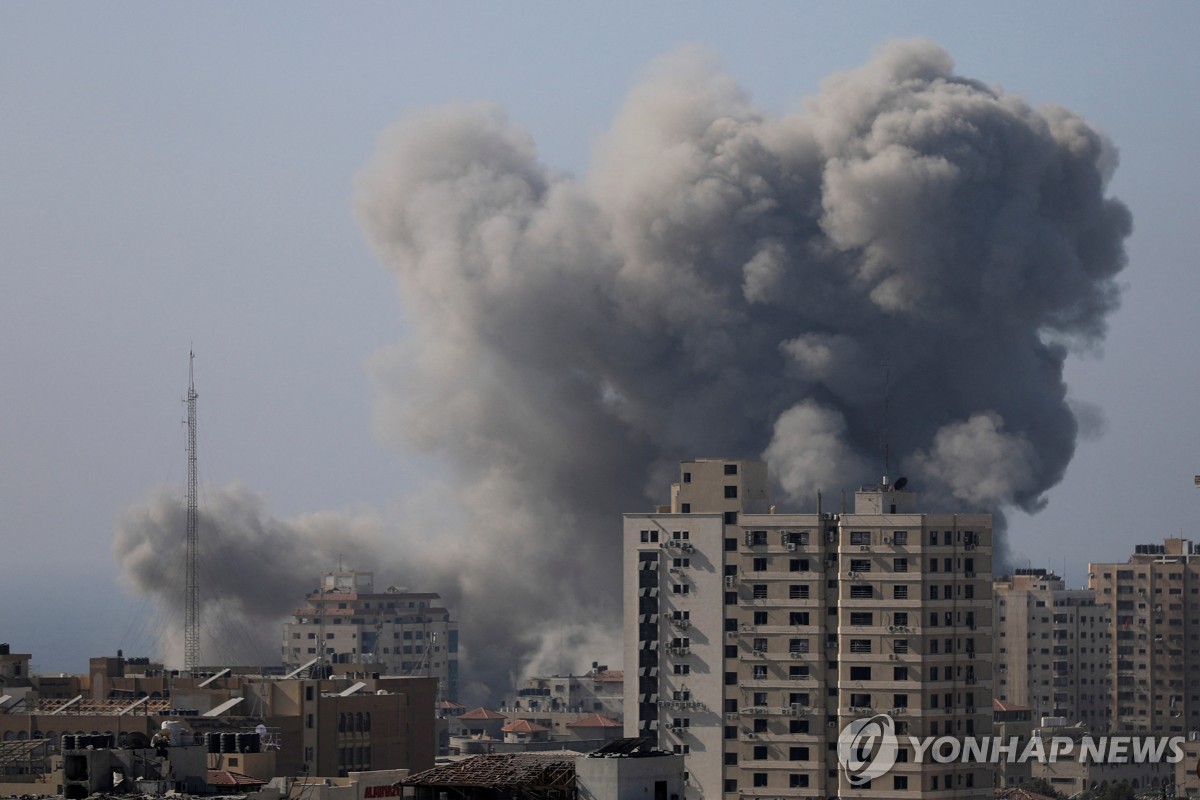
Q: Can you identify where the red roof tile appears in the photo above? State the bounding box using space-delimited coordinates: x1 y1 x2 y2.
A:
501 719 550 733
565 714 621 728
458 707 507 720
208 770 267 787
993 699 1032 712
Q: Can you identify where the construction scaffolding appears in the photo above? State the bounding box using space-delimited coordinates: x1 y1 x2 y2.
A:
0 739 51 778
401 752 580 800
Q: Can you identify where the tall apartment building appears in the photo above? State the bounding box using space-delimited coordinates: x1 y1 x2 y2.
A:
624 458 994 800
282 570 459 702
993 569 1111 729
1089 537 1200 734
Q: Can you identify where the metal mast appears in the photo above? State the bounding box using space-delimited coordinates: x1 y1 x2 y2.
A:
184 351 200 671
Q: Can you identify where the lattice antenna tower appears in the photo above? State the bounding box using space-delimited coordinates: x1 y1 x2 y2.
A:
881 363 891 486
184 350 200 671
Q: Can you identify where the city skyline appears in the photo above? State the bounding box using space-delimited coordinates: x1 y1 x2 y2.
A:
2 4 1198 684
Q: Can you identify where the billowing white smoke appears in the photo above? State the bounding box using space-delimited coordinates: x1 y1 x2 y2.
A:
115 40 1130 704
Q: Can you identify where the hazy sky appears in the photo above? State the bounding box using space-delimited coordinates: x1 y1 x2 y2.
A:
2 3 1198 673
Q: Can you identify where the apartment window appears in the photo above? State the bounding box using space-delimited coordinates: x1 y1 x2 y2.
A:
894 639 909 654
725 486 738 499
725 463 738 475
790 559 810 572
893 531 907 545
753 584 768 599
724 512 738 524
894 775 908 791
894 612 908 626
753 666 768 679
753 718 768 733
680 503 690 513
850 586 874 599
789 775 809 788
789 612 810 626
894 666 908 680
723 780 737 793
893 558 908 573
682 471 691 483
790 585 809 599
754 611 768 625
673 664 690 675
894 585 908 599
789 665 809 679
849 666 871 680
753 745 768 760
929 531 938 545
849 612 873 626
850 639 871 654
753 557 768 571
849 559 871 572
790 720 809 734
850 531 870 545
753 692 768 705
753 773 768 788
789 639 809 654
672 584 689 595
929 558 939 572
789 746 810 760
753 637 768 652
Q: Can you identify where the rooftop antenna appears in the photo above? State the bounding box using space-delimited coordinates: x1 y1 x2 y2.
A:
882 363 891 487
184 350 200 671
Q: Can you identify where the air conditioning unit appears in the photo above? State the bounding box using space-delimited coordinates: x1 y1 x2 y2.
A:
965 571 976 578
965 707 977 714
887 625 897 632
790 651 803 658
752 650 763 657
725 712 738 720
682 543 694 552
889 654 898 661
745 732 757 739
827 721 837 728
883 537 890 544
671 726 684 734
786 543 797 551
727 631 739 639
860 545 870 551
669 567 680 574
725 576 736 588
847 571 858 579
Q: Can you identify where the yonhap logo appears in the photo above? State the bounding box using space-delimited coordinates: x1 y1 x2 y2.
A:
836 714 899 784
836 717 1185 781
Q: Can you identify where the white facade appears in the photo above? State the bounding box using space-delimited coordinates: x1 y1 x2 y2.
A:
282 571 459 701
624 459 994 800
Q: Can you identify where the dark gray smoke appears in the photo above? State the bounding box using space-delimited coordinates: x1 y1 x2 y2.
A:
116 40 1130 703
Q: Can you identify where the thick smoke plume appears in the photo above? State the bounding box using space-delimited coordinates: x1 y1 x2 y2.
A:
115 40 1130 703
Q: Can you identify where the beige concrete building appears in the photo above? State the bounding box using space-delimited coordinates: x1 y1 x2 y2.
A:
994 569 1111 729
1089 537 1200 734
283 570 459 702
0 652 436 787
624 458 995 800
501 663 624 721
992 699 1034 788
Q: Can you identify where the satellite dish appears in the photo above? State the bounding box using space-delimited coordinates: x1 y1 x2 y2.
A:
893 477 908 490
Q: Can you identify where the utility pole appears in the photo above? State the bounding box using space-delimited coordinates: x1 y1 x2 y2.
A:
184 351 200 671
